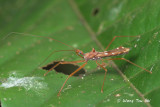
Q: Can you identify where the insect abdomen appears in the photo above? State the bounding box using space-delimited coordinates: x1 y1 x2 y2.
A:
97 46 130 58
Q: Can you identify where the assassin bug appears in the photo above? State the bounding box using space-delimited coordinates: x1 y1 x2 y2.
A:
4 32 152 96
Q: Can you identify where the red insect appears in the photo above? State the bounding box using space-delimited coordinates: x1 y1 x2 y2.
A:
5 32 152 96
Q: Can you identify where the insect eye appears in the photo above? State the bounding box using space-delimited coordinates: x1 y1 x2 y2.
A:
79 52 82 54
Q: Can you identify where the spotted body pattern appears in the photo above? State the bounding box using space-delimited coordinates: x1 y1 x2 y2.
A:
84 46 130 61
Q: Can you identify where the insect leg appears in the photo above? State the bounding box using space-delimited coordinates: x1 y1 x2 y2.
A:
39 49 74 66
105 58 152 74
44 60 85 76
104 36 140 51
57 62 87 96
96 61 108 93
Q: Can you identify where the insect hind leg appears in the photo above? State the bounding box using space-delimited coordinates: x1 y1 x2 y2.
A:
105 58 152 74
104 36 140 51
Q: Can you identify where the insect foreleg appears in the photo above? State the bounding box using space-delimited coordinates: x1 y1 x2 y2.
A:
44 60 85 76
57 62 87 96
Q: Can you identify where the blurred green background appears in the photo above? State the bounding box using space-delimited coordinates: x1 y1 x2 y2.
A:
0 0 160 107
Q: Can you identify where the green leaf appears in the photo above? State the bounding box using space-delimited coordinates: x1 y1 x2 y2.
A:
0 0 160 107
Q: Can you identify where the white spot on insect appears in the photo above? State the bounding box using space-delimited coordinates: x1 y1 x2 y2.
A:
122 47 124 49
98 57 100 59
117 47 119 49
105 53 108 55
93 58 95 60
112 53 115 55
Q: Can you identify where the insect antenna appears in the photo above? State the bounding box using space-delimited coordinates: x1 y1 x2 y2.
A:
2 32 77 50
2 32 81 73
